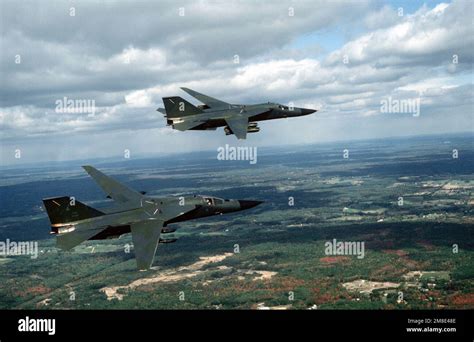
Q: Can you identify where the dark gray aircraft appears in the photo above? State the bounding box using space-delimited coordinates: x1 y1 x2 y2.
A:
157 88 317 139
42 166 262 270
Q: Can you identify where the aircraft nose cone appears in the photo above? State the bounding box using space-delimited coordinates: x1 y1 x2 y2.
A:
238 200 263 210
301 108 317 115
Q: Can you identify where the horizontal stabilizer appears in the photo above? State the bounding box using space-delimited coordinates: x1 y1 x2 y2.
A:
57 227 104 250
173 120 204 131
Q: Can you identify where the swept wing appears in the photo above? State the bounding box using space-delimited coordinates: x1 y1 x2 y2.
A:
82 166 144 206
181 87 230 109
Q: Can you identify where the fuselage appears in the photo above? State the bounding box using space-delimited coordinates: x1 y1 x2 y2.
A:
171 103 316 131
55 195 261 241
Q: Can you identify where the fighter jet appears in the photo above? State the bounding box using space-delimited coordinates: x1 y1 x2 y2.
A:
157 88 317 139
42 166 262 270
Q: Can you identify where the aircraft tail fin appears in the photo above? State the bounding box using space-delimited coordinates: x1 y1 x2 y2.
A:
162 96 203 118
42 196 104 229
43 196 106 250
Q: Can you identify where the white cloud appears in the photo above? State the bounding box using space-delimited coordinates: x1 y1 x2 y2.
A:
125 90 153 107
231 59 322 91
364 5 399 30
0 0 472 165
328 1 473 67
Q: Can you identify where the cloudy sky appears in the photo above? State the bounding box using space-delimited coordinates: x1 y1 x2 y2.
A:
0 0 472 165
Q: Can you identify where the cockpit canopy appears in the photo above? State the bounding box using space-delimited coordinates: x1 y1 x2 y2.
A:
203 196 225 206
